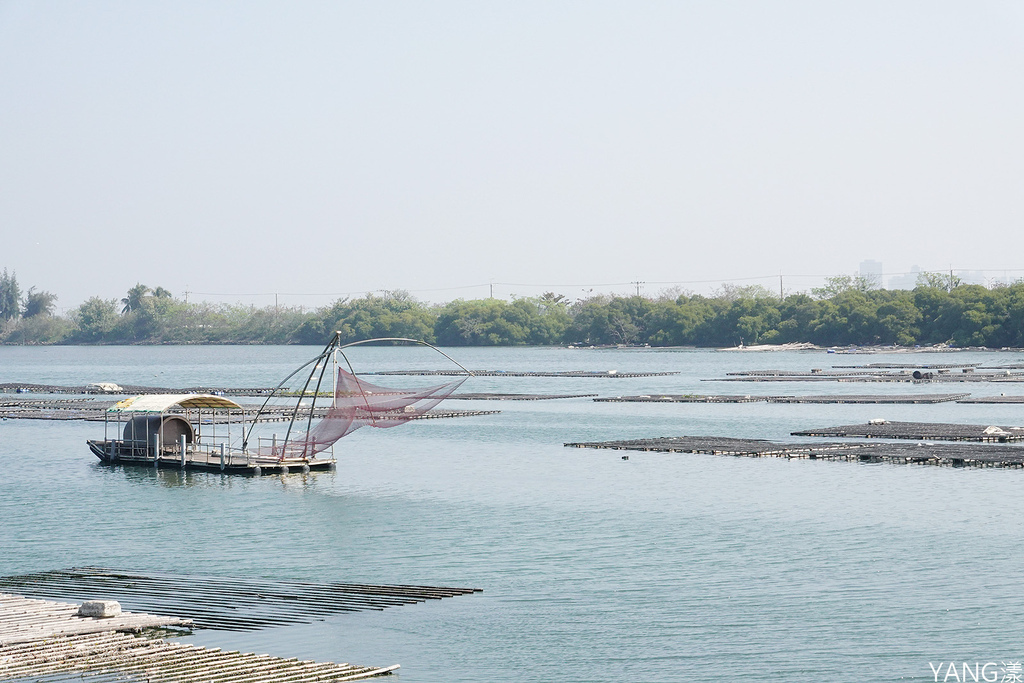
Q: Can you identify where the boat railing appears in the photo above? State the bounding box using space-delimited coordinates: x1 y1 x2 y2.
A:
253 435 319 461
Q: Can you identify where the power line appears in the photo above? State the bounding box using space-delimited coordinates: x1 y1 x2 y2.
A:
183 268 1024 301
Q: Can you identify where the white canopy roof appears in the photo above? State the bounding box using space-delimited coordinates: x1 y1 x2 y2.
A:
108 394 243 413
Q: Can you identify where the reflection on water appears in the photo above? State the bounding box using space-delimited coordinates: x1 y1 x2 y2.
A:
105 461 336 491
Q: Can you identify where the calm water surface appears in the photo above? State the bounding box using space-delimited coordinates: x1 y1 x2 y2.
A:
2 346 1024 682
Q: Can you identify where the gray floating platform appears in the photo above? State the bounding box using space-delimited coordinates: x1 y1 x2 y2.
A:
564 435 1024 467
710 368 1024 383
0 593 397 681
0 382 276 396
0 631 398 682
831 363 981 369
0 399 499 423
725 369 874 377
769 393 970 404
450 392 598 400
594 393 969 404
596 394 777 403
0 592 189 645
374 369 679 378
957 396 1024 403
4 594 404 683
566 435 848 456
0 567 482 633
791 420 1024 442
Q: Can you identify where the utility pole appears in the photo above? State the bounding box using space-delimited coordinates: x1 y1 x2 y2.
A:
489 282 493 299
631 281 645 297
779 273 784 302
183 285 191 329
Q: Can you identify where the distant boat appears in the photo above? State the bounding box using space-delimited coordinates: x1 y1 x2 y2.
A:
87 335 471 475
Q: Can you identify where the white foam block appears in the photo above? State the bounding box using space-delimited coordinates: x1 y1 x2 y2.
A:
77 600 122 618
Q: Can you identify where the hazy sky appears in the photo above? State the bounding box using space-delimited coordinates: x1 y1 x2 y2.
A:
2 1 1023 311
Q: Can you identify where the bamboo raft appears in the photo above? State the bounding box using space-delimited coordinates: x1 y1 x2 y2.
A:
0 567 483 632
0 382 276 396
0 398 499 424
957 396 1024 403
450 392 598 400
0 594 397 681
0 631 398 682
791 420 1024 442
769 393 971 403
594 393 969 404
831 363 981 369
374 369 679 378
710 367 1024 383
0 592 189 644
564 435 1024 467
595 394 774 403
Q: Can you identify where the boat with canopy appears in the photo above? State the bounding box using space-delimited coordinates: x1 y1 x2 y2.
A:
86 335 472 474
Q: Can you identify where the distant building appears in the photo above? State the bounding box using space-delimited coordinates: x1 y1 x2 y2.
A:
859 260 883 289
889 265 922 290
957 271 987 286
988 274 1019 288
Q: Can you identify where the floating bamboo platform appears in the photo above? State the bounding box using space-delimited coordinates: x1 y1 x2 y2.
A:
595 394 776 403
0 631 398 682
791 420 1024 442
0 382 275 396
0 567 482 632
594 393 969 404
725 369 875 377
451 392 598 400
830 363 981 370
566 435 810 455
236 406 501 424
0 592 189 645
710 367 1024 383
0 398 499 424
0 594 397 681
374 369 679 378
564 435 1024 467
958 396 1024 403
770 393 970 404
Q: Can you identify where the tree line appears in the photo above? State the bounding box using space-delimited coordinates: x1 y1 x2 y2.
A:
2 270 1024 348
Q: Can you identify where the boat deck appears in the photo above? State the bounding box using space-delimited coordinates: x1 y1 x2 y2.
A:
88 440 335 475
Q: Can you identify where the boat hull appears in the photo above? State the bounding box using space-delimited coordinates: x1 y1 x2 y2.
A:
86 439 335 475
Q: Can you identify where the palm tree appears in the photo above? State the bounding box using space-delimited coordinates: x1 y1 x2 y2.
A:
152 286 173 299
121 283 150 314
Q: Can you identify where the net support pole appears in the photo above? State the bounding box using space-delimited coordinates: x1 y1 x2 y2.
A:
281 332 338 459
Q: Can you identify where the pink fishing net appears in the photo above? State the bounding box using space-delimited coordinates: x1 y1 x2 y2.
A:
269 368 466 459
